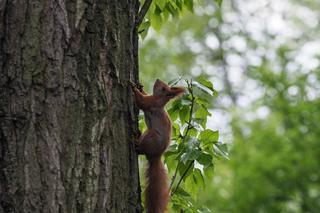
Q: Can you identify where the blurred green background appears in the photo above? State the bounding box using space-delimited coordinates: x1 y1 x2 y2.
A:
139 0 320 212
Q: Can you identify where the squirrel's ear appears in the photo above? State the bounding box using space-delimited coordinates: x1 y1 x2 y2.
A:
153 79 164 89
154 79 162 86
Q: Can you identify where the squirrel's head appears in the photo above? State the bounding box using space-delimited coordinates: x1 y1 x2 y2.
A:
153 79 185 101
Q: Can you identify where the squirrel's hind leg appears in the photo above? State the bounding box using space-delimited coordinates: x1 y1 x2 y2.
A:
136 129 164 156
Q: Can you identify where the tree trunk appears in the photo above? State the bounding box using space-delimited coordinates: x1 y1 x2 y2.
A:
0 0 142 212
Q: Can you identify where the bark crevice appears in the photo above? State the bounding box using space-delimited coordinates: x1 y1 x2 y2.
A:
0 0 141 212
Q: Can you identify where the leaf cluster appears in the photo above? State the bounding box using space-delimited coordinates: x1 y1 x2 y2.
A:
139 0 223 38
139 0 194 38
164 77 228 212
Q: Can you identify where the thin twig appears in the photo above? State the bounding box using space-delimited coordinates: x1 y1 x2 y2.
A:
135 0 153 27
169 80 195 191
169 160 181 190
171 160 194 196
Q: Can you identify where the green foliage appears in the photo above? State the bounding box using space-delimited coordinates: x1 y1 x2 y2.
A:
138 77 227 212
164 77 228 212
139 0 223 37
139 0 320 212
202 67 320 212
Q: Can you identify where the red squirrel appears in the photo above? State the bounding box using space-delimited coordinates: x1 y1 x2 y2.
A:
130 79 185 213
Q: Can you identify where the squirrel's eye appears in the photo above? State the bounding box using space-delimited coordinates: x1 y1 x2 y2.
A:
162 87 166 91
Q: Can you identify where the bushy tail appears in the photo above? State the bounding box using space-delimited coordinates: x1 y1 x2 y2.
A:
145 155 169 213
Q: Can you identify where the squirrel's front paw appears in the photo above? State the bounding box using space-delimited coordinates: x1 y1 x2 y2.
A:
135 129 142 138
134 143 142 154
133 139 143 154
136 83 144 91
129 80 144 92
129 80 136 88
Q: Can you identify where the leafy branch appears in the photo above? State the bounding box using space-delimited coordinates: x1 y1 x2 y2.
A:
135 0 153 27
171 160 194 195
137 76 228 211
170 80 195 195
164 76 229 211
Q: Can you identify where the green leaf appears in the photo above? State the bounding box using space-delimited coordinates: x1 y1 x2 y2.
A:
187 127 198 137
185 136 200 149
214 8 223 23
179 105 190 124
168 106 179 121
192 81 214 96
165 156 176 173
195 105 211 117
168 77 182 86
138 20 151 39
170 98 183 109
199 129 219 143
177 138 186 150
191 120 202 131
197 76 215 92
168 99 182 121
193 168 205 187
181 137 201 163
171 123 181 138
194 107 210 128
176 0 183 10
192 77 217 96
184 0 194 12
164 144 178 158
178 161 194 179
215 0 223 7
150 9 162 32
138 114 146 132
169 0 178 9
196 152 213 168
213 143 229 160
166 2 179 17
181 98 192 106
149 1 156 13
181 149 200 163
171 195 194 211
181 94 192 104
175 187 191 197
195 97 209 107
193 118 206 129
204 164 214 180
155 0 166 10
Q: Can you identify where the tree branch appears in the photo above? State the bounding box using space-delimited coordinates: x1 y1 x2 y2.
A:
135 0 153 27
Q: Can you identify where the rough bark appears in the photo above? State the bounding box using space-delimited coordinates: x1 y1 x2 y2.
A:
0 0 142 212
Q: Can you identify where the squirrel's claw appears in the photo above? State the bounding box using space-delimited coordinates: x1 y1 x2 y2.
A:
135 129 142 137
129 80 136 88
136 83 144 91
133 130 142 154
129 80 144 92
133 139 142 154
